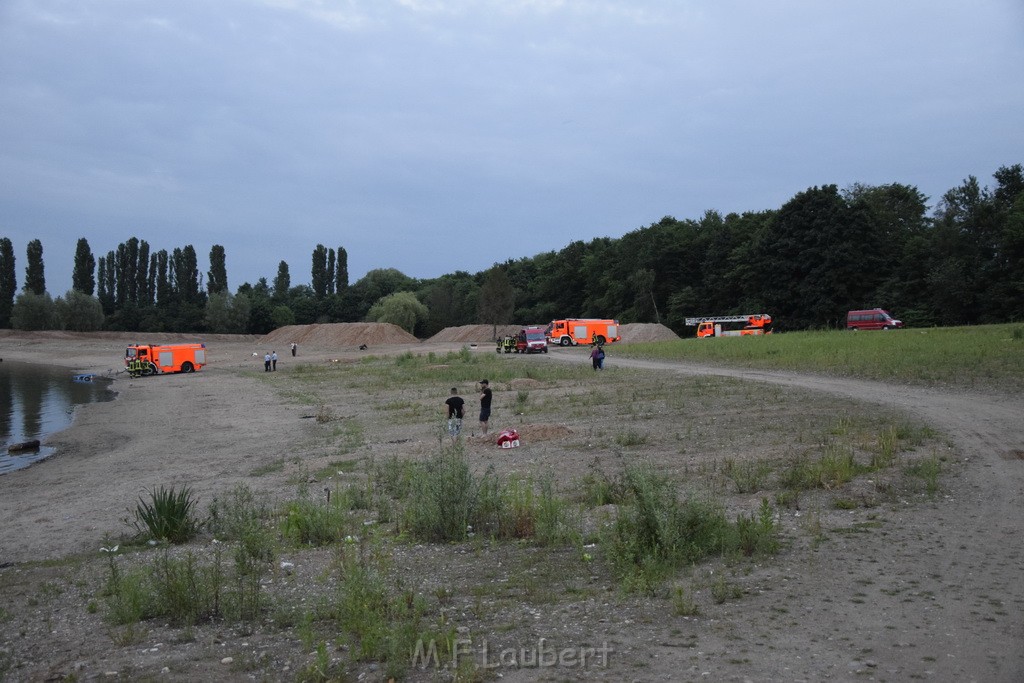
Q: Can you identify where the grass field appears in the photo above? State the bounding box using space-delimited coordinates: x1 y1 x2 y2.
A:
617 323 1024 391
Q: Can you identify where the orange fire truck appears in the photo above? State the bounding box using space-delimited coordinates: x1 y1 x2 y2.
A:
545 319 621 346
125 343 207 376
685 314 773 338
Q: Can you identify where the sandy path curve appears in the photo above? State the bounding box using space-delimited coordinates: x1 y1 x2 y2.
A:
597 354 1024 681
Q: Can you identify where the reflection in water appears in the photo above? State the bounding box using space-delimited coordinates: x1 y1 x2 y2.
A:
1 361 116 475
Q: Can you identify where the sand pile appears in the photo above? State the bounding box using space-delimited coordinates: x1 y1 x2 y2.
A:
262 322 418 347
427 324 521 343
618 323 680 343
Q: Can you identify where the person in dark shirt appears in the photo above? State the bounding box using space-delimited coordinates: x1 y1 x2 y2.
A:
444 387 465 440
478 379 492 436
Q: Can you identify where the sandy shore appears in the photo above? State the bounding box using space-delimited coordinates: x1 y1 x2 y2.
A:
1 335 281 563
0 332 462 564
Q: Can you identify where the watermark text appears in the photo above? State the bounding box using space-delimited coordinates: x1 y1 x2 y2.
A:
412 637 612 670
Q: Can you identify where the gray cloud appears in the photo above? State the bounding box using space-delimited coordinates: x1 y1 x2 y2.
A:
2 0 1022 294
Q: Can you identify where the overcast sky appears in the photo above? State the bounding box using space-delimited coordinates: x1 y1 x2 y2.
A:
2 0 1023 296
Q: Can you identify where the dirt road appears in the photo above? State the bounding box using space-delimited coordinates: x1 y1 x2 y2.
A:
601 354 1024 681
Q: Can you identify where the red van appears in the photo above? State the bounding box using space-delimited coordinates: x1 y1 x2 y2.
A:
846 309 903 331
515 327 549 354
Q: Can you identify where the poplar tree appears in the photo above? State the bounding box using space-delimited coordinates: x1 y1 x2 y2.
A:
0 237 16 327
327 248 336 296
208 244 228 295
97 255 112 314
154 250 171 307
136 240 150 305
148 253 158 306
72 238 96 295
124 237 140 303
115 243 128 306
103 251 116 311
25 239 45 294
273 261 290 299
173 245 201 304
336 246 349 291
311 244 328 298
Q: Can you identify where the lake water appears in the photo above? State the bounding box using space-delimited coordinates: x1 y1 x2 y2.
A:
1 360 116 475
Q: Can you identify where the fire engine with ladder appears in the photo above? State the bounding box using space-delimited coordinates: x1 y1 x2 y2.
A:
684 314 773 338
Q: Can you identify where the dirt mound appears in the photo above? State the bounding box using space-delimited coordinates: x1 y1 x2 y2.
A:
618 323 680 343
464 423 573 447
517 424 574 442
427 324 521 343
262 323 418 348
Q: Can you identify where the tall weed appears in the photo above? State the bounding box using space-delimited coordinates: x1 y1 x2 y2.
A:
782 445 866 491
403 447 474 542
607 466 780 592
734 498 780 556
207 484 276 564
103 545 265 627
282 490 351 547
724 458 774 493
905 454 942 495
607 466 731 592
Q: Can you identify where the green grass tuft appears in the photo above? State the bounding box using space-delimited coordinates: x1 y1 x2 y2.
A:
132 485 202 544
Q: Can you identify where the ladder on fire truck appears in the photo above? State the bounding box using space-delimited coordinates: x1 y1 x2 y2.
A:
684 314 771 326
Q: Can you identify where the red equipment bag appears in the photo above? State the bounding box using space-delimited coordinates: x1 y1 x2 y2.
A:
496 429 520 448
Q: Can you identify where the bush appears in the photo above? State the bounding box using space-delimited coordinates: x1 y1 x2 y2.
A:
55 290 104 331
10 291 57 331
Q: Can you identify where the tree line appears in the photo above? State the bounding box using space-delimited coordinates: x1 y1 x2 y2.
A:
2 163 1022 337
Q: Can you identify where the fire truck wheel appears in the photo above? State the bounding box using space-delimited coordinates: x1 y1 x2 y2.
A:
181 361 194 373
560 337 571 347
594 335 605 345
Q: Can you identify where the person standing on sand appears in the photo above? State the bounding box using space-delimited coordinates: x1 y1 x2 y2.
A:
264 352 271 372
444 387 465 441
478 379 492 436
271 351 278 371
291 342 297 357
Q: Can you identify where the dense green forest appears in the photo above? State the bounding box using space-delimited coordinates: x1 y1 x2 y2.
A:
2 164 1022 337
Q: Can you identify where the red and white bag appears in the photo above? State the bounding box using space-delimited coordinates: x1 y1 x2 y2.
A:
496 428 520 448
